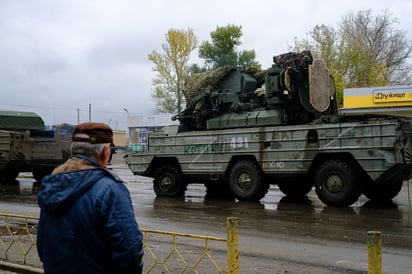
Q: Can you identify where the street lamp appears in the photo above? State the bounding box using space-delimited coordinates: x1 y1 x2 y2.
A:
123 108 129 150
123 108 129 128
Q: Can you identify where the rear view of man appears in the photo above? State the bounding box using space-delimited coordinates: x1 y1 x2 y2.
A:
37 122 143 274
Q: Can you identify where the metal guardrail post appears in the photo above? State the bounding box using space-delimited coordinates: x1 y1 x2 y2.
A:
368 231 382 274
226 217 239 274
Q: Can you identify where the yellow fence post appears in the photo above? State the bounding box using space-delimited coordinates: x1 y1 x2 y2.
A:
226 217 239 274
368 231 382 274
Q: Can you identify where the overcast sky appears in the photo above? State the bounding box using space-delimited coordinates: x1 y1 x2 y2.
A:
1 0 411 130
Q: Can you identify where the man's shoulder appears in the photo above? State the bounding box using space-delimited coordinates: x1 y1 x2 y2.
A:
100 168 123 183
92 169 127 192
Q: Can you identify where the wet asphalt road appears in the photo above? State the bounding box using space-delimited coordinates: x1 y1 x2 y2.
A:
1 152 412 273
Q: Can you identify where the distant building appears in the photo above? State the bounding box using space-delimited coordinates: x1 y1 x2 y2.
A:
126 114 178 151
113 130 127 147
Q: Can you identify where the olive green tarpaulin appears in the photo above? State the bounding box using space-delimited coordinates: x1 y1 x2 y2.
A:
0 110 45 130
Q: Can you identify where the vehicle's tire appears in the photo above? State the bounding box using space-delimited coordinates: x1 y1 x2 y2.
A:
153 164 187 197
314 159 361 207
278 179 314 197
362 180 403 201
228 159 269 201
205 182 234 199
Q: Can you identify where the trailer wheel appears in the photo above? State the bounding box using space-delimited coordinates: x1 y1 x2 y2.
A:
362 180 403 201
278 180 313 197
314 159 361 207
153 164 187 197
228 159 269 201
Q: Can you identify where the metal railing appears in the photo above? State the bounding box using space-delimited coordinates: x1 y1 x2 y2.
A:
0 213 239 274
0 213 41 273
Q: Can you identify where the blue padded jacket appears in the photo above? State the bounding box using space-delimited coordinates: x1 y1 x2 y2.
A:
37 155 143 274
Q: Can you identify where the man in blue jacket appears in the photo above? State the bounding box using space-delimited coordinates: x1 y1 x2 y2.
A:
37 122 143 274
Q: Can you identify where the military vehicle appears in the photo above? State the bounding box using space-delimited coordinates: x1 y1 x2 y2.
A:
126 51 412 207
0 110 73 184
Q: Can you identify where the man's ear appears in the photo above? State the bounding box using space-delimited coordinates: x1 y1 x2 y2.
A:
103 145 111 160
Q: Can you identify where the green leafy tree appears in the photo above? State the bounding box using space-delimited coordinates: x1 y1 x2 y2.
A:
148 28 198 113
292 9 412 106
198 24 261 70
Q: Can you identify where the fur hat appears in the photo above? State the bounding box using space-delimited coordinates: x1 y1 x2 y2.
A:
72 122 113 145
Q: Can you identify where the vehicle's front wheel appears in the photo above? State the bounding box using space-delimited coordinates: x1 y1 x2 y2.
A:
228 159 269 201
314 159 361 207
153 164 187 197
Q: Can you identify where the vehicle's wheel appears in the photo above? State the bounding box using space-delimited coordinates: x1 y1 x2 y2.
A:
153 164 187 197
314 159 361 207
205 182 234 199
362 180 403 201
228 159 269 201
278 180 313 197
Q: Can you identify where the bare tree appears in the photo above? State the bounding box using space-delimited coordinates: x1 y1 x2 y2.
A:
292 9 412 106
340 9 412 86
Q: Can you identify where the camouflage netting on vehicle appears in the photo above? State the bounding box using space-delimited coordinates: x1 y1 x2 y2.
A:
274 51 313 71
183 66 238 104
175 51 329 131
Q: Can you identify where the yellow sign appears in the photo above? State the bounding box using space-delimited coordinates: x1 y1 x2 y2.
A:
373 89 412 103
343 86 412 109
